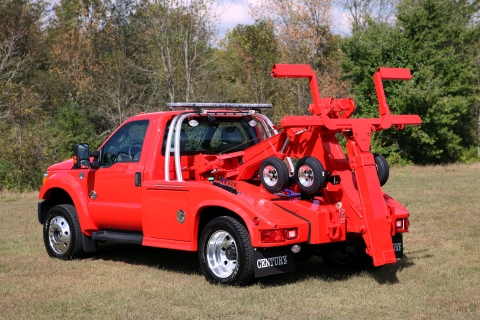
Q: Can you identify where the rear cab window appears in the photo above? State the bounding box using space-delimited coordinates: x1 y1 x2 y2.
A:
163 118 265 154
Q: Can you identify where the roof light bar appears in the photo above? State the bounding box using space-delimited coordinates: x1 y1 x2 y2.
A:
167 102 272 109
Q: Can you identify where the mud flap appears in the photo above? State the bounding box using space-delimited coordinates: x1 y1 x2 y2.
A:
253 247 295 278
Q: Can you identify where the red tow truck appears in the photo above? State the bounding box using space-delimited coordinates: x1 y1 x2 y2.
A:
38 64 421 285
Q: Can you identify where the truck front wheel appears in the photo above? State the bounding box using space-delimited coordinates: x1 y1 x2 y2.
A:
43 204 84 259
199 216 255 286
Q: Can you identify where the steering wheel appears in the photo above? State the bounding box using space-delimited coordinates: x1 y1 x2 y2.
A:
128 142 143 158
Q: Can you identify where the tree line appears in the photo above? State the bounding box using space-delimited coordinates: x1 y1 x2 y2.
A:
0 0 479 191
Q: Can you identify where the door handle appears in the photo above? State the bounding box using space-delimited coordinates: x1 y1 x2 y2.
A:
135 172 141 187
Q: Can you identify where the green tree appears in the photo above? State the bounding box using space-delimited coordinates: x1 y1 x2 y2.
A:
342 0 480 164
141 0 218 104
0 0 48 190
219 22 279 102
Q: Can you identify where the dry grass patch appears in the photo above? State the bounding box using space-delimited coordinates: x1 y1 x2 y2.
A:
1 164 479 319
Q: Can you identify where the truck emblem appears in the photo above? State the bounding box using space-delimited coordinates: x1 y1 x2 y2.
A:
177 210 185 223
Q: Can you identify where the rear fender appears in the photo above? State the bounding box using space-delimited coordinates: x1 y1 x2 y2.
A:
194 200 254 251
39 173 97 235
194 199 309 250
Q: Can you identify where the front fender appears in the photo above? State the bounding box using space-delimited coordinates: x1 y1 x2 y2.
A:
39 172 98 235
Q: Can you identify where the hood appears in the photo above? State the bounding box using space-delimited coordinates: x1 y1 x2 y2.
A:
47 158 74 171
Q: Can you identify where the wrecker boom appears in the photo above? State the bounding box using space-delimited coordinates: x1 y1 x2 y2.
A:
193 64 421 267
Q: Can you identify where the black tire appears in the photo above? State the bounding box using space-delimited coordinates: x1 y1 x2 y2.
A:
260 157 289 193
320 240 373 270
43 204 84 259
199 216 255 286
293 244 316 263
374 153 389 186
294 156 326 194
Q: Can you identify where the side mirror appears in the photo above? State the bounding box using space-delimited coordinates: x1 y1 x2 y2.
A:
73 143 90 169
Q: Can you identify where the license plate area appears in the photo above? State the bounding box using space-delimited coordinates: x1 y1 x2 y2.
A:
253 247 295 278
392 233 403 258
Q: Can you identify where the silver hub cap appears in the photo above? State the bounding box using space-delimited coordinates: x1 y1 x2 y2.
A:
206 231 238 278
298 165 315 187
262 165 279 186
48 216 71 254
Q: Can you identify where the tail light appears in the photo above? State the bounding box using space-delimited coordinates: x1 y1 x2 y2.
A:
395 218 409 232
260 228 298 243
261 230 285 243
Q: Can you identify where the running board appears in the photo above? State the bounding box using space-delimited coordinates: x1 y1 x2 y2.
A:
91 230 143 245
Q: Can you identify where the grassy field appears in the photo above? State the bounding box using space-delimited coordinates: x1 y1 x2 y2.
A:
1 164 479 319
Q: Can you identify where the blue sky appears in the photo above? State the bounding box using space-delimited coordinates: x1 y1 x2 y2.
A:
47 0 351 38
216 0 351 38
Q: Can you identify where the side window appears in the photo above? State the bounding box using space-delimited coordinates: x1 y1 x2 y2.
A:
101 120 149 166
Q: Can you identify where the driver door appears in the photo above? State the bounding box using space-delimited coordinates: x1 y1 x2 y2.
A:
88 120 150 231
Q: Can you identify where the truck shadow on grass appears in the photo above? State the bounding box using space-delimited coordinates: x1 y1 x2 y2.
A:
91 242 202 275
258 255 416 286
260 249 433 286
90 243 431 286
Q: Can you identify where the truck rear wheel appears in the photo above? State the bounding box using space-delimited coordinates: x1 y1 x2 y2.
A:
43 204 84 259
199 216 255 286
320 241 373 270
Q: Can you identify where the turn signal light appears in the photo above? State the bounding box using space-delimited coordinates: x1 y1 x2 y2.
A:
260 228 298 243
286 228 298 240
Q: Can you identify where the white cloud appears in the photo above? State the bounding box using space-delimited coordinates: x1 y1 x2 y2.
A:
216 0 352 39
216 0 256 38
330 6 352 36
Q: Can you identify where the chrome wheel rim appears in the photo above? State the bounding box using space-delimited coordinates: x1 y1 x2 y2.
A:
48 216 71 254
206 230 238 278
262 165 279 187
298 165 314 187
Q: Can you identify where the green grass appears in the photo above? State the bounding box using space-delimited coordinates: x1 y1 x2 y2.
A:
1 164 479 319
